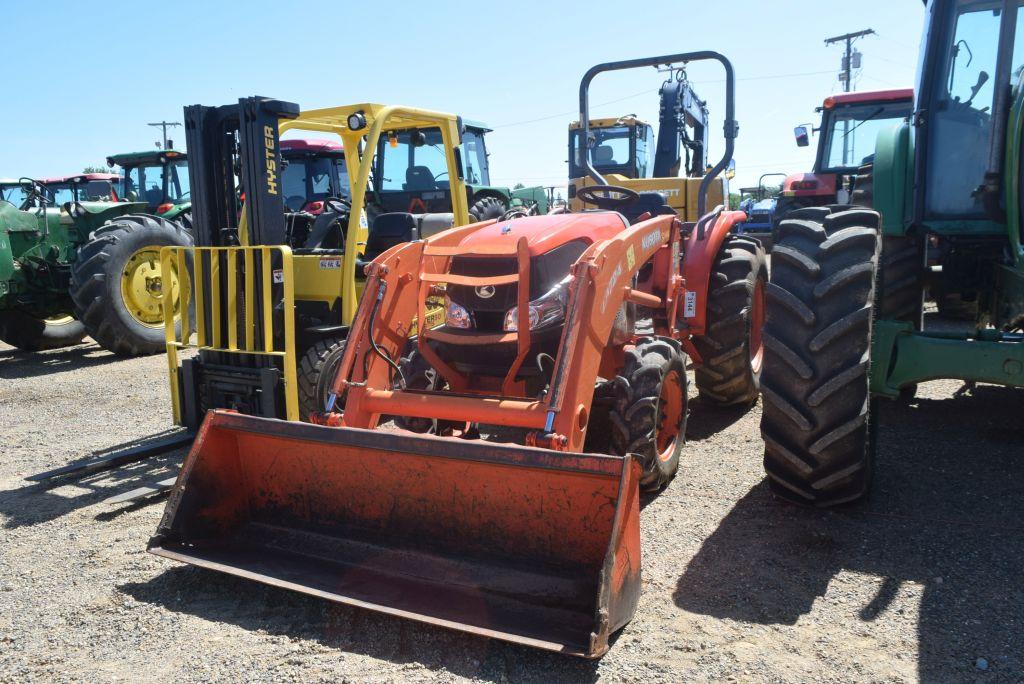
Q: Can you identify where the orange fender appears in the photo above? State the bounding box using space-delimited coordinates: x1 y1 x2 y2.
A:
680 210 747 341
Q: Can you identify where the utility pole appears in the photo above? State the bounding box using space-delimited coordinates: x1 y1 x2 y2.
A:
825 28 875 165
148 120 182 150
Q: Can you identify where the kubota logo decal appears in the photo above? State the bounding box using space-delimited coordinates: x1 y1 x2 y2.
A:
641 228 663 252
602 262 623 313
264 125 278 195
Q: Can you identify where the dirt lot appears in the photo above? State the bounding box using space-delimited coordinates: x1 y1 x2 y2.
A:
0 332 1021 683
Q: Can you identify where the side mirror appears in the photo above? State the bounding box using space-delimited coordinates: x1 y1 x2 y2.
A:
725 159 736 180
794 125 810 147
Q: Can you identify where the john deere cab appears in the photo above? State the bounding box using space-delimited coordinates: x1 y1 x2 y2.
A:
369 121 548 221
162 98 474 429
568 67 726 218
760 0 1024 506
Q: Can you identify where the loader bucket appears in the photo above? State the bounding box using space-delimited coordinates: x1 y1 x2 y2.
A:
148 410 642 657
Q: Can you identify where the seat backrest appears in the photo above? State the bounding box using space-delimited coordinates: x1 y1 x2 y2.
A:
594 145 615 164
404 166 436 191
619 191 675 224
364 212 418 261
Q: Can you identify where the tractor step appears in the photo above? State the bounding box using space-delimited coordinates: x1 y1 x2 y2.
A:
26 431 194 482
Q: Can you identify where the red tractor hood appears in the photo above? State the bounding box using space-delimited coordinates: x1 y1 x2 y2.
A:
457 212 629 256
782 172 837 198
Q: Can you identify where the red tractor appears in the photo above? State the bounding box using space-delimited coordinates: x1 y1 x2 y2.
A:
779 88 913 220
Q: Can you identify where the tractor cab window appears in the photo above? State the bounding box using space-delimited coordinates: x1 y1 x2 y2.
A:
635 124 654 178
1 184 29 208
461 130 490 186
821 101 911 173
49 183 75 206
166 160 189 202
925 0 1024 217
78 180 114 201
377 129 451 193
121 165 167 207
281 155 337 211
570 126 633 178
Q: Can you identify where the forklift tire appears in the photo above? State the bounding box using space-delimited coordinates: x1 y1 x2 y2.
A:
70 214 192 356
468 196 507 222
693 234 768 405
297 338 347 420
0 311 87 351
610 337 688 491
759 206 879 506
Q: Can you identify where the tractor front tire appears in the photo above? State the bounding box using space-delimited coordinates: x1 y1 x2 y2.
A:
693 234 768 405
70 214 192 356
610 337 688 491
469 196 507 222
0 311 87 351
759 206 880 506
297 338 347 420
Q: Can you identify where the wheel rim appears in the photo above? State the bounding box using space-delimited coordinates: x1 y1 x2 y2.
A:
119 247 180 327
656 369 684 460
750 278 766 373
43 315 76 326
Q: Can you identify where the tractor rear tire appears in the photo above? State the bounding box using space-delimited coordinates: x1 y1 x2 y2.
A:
297 338 347 420
693 234 768 405
759 206 880 506
469 196 507 222
0 311 87 351
70 214 192 356
610 337 688 491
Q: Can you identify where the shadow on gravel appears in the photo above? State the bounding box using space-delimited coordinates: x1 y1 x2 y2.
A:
0 448 183 528
675 383 1024 682
684 396 752 442
122 567 603 683
0 342 124 379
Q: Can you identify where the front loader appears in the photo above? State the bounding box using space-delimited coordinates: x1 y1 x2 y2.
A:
148 52 767 657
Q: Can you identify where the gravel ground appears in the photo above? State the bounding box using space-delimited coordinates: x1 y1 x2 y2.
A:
1 323 1022 683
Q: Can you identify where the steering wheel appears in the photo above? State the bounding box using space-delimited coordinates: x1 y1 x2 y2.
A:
19 178 48 205
433 171 449 181
575 184 640 209
323 196 351 215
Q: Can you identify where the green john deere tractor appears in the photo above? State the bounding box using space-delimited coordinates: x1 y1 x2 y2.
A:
367 121 548 220
0 150 194 354
760 0 1024 505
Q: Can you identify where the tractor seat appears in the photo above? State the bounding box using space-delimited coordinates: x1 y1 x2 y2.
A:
404 166 436 192
594 145 615 164
619 191 675 224
359 212 418 267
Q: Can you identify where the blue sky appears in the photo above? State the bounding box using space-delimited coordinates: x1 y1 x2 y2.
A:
0 0 924 191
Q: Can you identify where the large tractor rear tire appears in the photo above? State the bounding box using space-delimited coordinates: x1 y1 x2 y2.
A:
297 338 347 420
693 234 767 406
70 214 192 356
759 206 880 506
0 311 87 351
610 337 688 491
469 196 507 222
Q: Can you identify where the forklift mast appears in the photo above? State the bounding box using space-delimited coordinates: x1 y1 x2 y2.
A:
184 97 300 247
653 75 709 179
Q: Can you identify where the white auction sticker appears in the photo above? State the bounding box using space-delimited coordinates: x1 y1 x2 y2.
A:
319 257 342 269
272 269 284 284
684 291 697 318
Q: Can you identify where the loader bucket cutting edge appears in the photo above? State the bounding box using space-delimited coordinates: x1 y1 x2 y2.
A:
148 410 642 657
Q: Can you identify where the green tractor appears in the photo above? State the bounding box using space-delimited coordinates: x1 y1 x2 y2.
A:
0 150 194 354
760 0 1024 505
368 121 548 220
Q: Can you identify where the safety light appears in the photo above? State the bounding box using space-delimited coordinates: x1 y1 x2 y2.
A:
156 203 173 214
347 111 367 131
388 133 399 148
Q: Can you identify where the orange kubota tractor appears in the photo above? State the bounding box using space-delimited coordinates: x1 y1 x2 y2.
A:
148 51 766 658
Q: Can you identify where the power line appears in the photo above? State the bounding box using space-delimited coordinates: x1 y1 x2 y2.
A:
148 121 181 150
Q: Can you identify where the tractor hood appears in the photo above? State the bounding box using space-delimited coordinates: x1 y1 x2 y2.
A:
457 212 628 257
781 172 837 198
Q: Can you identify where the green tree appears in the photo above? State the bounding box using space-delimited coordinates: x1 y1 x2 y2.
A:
513 182 525 189
82 165 108 173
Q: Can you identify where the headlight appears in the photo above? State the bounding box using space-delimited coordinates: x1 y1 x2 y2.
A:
444 296 473 329
503 277 571 332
